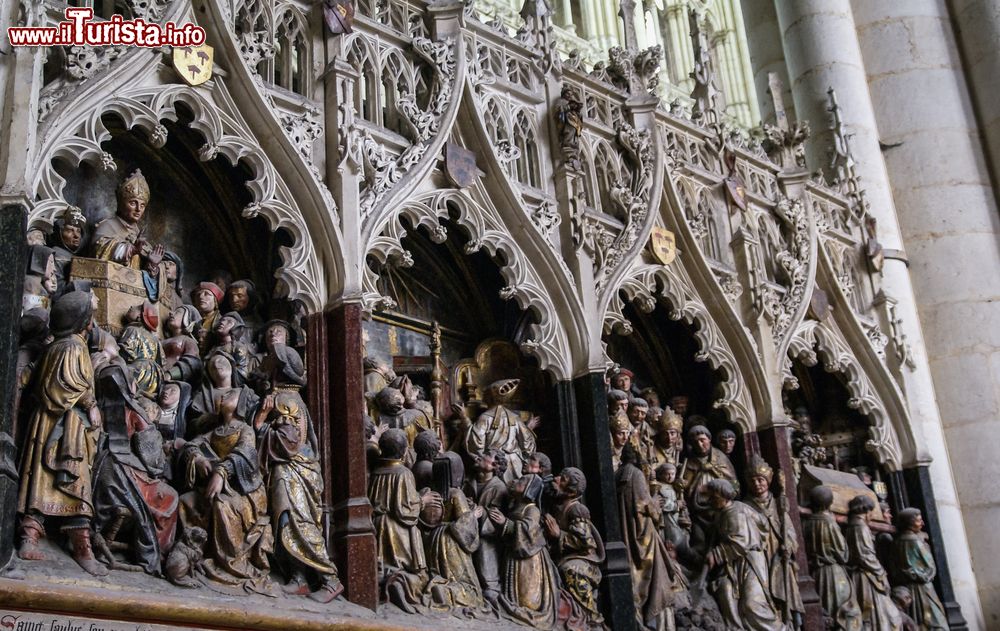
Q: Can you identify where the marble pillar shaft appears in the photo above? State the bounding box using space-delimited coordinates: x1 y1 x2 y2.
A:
572 372 637 631
0 204 26 572
308 305 377 610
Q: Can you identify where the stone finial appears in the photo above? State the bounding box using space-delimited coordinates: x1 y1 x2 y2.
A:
618 0 639 52
688 8 721 125
761 72 810 171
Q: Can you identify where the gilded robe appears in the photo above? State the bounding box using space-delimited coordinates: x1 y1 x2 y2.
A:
749 493 806 627
179 420 273 589
709 501 786 631
424 488 484 611
891 532 948 630
498 501 560 629
258 390 340 582
92 215 141 266
18 333 99 519
465 405 536 482
118 323 164 398
803 511 862 631
368 457 428 604
550 498 605 627
617 461 688 627
845 515 901 631
92 216 163 301
680 447 739 554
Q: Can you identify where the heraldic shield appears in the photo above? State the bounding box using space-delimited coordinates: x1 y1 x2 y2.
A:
649 227 676 265
172 44 214 86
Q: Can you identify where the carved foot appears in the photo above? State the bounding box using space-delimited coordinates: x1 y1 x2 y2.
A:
18 516 47 561
308 579 345 603
66 528 109 577
17 541 47 561
281 573 311 596
387 581 416 614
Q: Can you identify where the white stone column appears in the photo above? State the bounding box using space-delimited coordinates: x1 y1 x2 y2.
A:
853 1 996 627
949 0 1000 192
774 1 984 628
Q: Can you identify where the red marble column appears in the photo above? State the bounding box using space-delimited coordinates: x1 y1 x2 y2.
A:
756 425 823 629
307 303 377 609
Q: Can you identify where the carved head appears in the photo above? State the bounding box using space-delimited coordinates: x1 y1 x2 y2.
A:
611 412 632 449
50 290 94 337
160 382 182 408
620 441 645 468
162 251 182 286
607 389 630 417
226 280 255 312
191 282 223 316
891 587 913 611
656 411 683 448
896 507 923 533
206 353 235 389
669 395 689 416
525 452 552 477
848 494 875 519
167 305 201 336
808 485 835 512
214 312 245 337
413 430 441 462
687 424 712 457
183 526 208 549
556 467 586 499
610 368 633 392
716 428 736 455
655 463 676 485
706 479 737 509
640 387 660 409
376 387 406 416
627 397 648 426
57 205 86 252
793 406 812 431
117 170 150 224
487 379 520 404
747 455 773 498
378 428 408 460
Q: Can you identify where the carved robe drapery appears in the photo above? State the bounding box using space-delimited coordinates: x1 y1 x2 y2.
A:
179 420 273 590
891 532 948 630
845 515 901 631
749 493 806 626
465 405 536 482
368 457 428 604
18 333 99 519
550 498 606 628
617 461 688 627
803 511 862 631
498 501 560 629
258 391 340 582
708 501 785 631
424 488 484 611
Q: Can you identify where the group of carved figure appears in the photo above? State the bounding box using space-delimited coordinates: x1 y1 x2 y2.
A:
14 170 343 602
12 168 951 630
362 361 608 629
604 367 950 631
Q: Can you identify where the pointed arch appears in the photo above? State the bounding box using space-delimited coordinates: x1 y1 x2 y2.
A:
512 109 541 188
273 5 309 95
364 189 573 380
